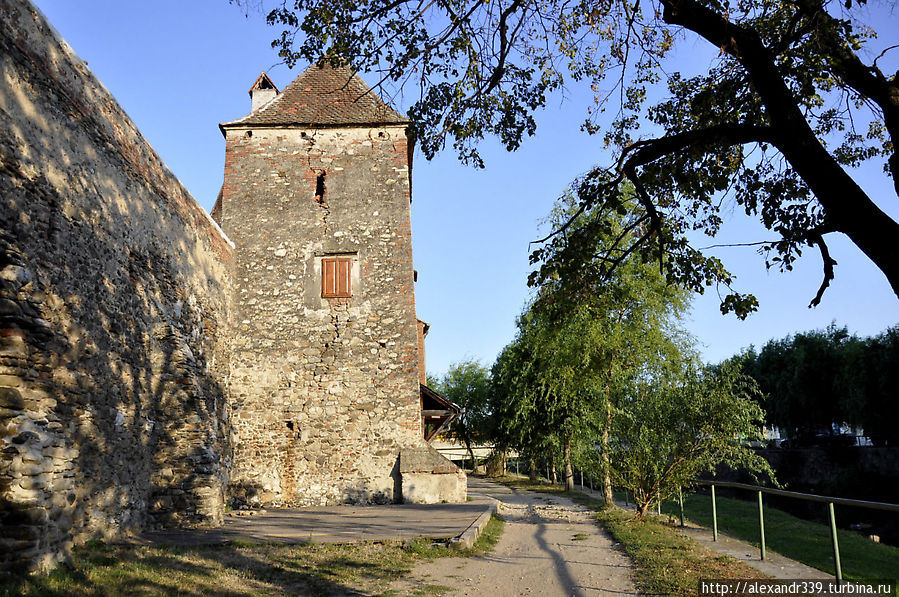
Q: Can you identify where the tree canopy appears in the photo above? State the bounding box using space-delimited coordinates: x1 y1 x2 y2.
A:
736 323 899 446
488 182 772 505
432 359 495 468
262 0 899 314
612 361 772 514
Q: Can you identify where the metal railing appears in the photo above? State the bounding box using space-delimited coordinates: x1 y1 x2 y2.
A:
697 480 899 581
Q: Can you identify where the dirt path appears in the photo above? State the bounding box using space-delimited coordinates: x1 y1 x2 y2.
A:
388 479 638 596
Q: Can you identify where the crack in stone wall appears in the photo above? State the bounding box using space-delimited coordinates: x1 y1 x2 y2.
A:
222 125 425 507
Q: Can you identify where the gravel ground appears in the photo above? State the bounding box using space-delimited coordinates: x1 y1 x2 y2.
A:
388 479 639 596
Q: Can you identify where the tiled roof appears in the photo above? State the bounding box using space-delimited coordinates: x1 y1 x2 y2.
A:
221 63 408 129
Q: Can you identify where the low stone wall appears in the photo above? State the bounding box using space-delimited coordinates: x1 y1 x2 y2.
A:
400 447 467 504
0 0 233 572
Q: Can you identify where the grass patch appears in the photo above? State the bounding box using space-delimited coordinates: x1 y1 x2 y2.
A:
598 508 766 595
572 533 589 541
663 491 899 581
0 517 505 597
469 514 504 553
492 475 766 596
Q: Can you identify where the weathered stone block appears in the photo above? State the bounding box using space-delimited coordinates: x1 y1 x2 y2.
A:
0 387 23 409
399 447 467 504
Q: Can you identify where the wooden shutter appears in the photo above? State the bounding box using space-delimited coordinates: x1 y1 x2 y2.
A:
322 257 352 298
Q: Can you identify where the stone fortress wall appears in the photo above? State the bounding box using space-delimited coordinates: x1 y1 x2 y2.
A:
0 0 234 572
221 124 423 506
0 0 465 574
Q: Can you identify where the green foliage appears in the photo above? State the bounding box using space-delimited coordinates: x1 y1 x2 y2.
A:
858 326 899 447
487 174 776 510
432 359 495 461
493 181 695 493
259 0 899 309
611 361 774 514
737 323 899 445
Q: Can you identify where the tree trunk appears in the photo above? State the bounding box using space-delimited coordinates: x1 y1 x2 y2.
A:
660 0 899 300
635 501 650 517
486 448 507 477
563 438 574 492
464 437 478 474
549 457 557 485
528 455 537 481
601 397 614 505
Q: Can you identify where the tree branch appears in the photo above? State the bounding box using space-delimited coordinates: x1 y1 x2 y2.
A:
660 0 899 299
616 123 776 270
808 233 837 308
620 124 777 168
789 0 899 193
485 0 526 94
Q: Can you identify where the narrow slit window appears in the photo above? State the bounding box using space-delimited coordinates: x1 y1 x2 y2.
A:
321 257 352 298
315 172 326 204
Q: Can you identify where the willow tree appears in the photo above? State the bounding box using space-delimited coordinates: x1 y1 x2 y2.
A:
491 334 562 482
612 361 773 515
493 183 690 496
261 0 899 313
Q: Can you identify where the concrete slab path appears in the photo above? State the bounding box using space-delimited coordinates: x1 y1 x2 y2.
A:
137 495 494 546
572 482 833 580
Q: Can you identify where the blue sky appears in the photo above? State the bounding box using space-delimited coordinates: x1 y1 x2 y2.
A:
33 0 899 376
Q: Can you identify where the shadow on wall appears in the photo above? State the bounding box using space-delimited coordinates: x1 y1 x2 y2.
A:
231 467 398 509
0 1 232 573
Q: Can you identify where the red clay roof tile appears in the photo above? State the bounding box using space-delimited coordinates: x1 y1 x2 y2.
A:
222 63 408 129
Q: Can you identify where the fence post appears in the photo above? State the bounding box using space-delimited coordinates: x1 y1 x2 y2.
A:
678 486 685 527
711 485 718 542
828 502 843 582
758 490 767 561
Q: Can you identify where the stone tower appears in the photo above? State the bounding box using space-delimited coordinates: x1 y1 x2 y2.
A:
218 65 463 506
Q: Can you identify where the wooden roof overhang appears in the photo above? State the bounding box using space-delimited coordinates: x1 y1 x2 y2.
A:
420 384 462 443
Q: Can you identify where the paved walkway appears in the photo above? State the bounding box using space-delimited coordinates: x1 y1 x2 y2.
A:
136 476 830 583
571 482 832 580
390 478 639 596
138 494 493 546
